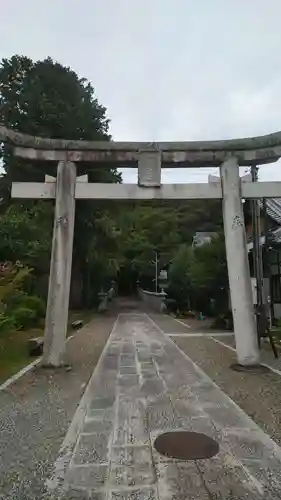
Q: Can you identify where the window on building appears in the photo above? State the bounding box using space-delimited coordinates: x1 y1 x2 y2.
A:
269 250 279 265
271 275 281 303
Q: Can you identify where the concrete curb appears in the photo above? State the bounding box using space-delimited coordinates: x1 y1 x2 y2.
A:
211 336 281 378
0 324 85 392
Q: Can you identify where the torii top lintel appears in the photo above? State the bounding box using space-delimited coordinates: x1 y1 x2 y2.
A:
1 125 281 167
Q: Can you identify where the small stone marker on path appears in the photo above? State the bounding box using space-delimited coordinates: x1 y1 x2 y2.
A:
28 337 44 356
71 319 84 329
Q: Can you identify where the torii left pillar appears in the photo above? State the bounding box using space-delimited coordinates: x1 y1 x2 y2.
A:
42 161 76 367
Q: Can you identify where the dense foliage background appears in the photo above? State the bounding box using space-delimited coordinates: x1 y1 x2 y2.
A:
0 54 234 332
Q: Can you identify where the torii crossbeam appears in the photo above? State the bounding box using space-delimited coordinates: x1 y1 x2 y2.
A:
1 125 281 370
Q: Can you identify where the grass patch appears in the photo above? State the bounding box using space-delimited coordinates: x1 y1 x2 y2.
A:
0 310 95 385
272 329 281 341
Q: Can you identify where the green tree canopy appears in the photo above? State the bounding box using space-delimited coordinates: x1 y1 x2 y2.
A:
0 55 121 306
167 234 229 314
0 54 230 307
190 234 228 293
0 202 52 273
168 244 193 309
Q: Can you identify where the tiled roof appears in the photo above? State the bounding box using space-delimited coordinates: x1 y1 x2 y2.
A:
261 198 281 226
247 198 281 251
271 226 281 243
262 198 281 244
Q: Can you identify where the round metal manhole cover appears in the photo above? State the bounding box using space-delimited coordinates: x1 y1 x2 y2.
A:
154 431 219 461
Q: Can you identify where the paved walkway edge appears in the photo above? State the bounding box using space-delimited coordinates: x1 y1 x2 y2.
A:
211 336 281 377
45 315 120 493
166 316 191 328
0 333 78 392
43 310 281 498
145 313 281 459
0 357 42 392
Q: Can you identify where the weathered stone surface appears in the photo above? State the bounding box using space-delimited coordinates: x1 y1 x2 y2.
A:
242 457 281 497
109 446 156 488
109 464 156 488
120 366 137 375
111 446 152 467
221 156 259 366
102 356 119 370
72 433 110 465
82 419 113 434
28 336 44 356
110 488 157 500
219 427 276 460
60 489 106 500
65 465 108 488
42 160 76 367
196 453 264 499
71 320 83 329
204 403 257 429
139 361 155 371
147 403 177 433
113 398 149 446
46 311 281 498
155 460 210 500
120 355 135 366
137 351 152 362
118 375 140 390
86 408 113 421
3 124 281 168
0 313 115 500
90 397 115 410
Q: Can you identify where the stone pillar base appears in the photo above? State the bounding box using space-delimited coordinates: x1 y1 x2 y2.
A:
230 363 270 374
39 362 72 371
221 157 260 366
42 161 76 367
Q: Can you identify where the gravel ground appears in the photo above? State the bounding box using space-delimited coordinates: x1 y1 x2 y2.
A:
43 311 281 499
173 334 281 446
3 302 281 499
217 334 281 370
149 312 229 334
0 313 116 500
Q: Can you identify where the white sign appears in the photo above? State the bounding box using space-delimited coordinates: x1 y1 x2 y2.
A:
251 278 257 304
159 270 167 280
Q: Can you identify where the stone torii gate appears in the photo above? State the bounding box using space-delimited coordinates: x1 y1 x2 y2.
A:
1 125 281 370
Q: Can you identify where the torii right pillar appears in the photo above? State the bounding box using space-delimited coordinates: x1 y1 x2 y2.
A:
220 157 261 370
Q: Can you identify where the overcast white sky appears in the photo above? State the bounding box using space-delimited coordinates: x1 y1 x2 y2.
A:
1 0 281 183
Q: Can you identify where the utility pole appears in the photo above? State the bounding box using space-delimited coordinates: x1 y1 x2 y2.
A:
152 252 159 292
251 165 264 336
263 197 273 328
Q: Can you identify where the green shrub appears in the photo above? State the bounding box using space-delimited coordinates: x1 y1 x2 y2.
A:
277 318 281 330
0 313 16 333
6 291 26 309
12 307 37 329
7 294 45 319
0 262 33 304
19 296 46 318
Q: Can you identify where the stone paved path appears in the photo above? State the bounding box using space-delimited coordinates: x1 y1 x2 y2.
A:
46 313 281 499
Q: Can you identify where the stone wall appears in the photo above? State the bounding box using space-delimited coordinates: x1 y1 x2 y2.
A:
138 288 166 312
